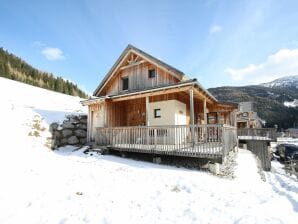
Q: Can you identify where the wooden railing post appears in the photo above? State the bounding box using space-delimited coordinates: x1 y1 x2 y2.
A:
189 88 195 147
154 128 157 150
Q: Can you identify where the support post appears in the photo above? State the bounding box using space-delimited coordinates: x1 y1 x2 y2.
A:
146 96 150 145
146 96 149 126
203 98 207 142
203 98 207 125
87 106 91 142
190 88 195 146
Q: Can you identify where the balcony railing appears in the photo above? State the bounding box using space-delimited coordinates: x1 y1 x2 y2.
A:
237 128 277 141
96 124 237 158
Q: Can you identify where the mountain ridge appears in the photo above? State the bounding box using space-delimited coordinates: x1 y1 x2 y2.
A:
208 76 298 129
260 75 298 89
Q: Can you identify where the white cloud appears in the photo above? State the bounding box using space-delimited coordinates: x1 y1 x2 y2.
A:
42 47 65 61
209 25 222 34
225 48 298 84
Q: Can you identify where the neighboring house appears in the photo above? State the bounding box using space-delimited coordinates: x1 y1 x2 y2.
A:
82 45 237 160
237 102 262 129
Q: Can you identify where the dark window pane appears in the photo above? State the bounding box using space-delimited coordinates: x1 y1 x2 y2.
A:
148 69 156 78
122 77 129 90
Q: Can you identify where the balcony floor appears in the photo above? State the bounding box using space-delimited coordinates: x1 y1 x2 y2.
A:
106 142 223 158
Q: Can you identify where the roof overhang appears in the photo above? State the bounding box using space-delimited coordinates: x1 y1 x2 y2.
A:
80 96 107 106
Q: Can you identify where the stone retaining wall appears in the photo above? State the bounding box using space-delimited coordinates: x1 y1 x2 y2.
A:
49 114 87 149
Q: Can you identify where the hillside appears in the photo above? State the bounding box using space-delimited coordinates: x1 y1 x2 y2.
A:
0 47 87 98
209 77 298 129
0 77 297 224
260 75 298 89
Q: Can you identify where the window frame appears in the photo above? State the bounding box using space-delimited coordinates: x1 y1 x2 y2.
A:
154 108 161 118
148 69 156 79
122 76 129 91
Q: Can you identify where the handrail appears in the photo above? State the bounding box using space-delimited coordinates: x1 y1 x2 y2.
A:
96 124 237 158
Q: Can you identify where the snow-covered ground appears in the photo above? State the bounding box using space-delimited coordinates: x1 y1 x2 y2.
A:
0 77 298 224
284 99 298 108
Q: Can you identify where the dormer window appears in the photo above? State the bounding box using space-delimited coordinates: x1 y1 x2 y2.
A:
122 77 129 90
148 69 156 78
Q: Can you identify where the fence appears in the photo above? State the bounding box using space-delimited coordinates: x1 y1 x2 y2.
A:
237 128 277 141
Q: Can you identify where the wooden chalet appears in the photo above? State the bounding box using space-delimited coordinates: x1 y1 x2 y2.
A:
82 45 237 160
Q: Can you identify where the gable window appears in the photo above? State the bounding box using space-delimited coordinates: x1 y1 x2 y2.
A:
154 108 161 118
148 69 156 78
122 77 129 90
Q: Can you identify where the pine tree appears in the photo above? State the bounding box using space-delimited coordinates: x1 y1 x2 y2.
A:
0 47 88 98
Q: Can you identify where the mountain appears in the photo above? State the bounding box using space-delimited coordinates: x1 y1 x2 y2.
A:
208 76 298 129
0 47 87 98
260 75 298 89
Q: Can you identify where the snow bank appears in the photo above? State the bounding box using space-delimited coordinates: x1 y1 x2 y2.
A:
0 77 87 124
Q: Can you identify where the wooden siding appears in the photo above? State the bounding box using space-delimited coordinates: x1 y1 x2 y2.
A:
100 54 180 96
106 98 146 127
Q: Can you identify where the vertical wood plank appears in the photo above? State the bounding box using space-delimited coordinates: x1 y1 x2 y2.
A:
190 88 195 147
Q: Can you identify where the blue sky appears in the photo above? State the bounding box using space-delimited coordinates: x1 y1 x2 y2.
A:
1 0 298 94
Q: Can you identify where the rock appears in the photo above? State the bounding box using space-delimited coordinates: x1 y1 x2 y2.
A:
78 124 87 129
80 119 87 124
53 131 61 139
62 129 73 137
62 122 75 129
49 123 59 132
61 138 68 145
69 116 80 124
68 136 79 145
74 129 87 138
80 138 87 144
79 115 87 119
66 114 75 120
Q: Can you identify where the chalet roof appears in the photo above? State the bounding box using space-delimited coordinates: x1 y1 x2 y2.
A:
93 44 187 96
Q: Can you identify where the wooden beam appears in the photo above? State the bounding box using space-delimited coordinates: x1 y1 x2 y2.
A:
119 60 146 70
190 88 195 146
190 88 195 126
146 96 149 126
87 107 91 142
193 88 213 104
110 86 191 102
204 98 207 125
130 49 182 80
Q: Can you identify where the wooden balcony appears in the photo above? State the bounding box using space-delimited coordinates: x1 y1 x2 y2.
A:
96 124 237 159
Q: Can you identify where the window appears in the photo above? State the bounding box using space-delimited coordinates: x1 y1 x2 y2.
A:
122 77 129 90
154 108 161 118
148 69 156 78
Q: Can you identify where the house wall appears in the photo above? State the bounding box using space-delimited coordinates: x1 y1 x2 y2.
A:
148 99 187 126
106 98 146 127
88 103 106 141
101 61 180 96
